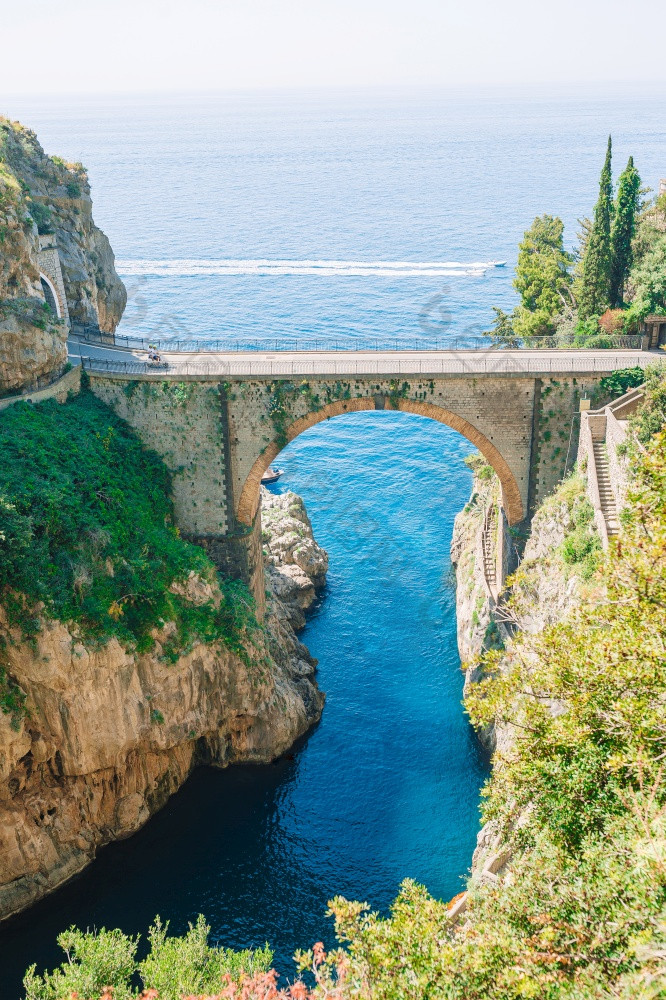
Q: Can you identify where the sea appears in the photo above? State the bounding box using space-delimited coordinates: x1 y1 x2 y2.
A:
1 86 665 995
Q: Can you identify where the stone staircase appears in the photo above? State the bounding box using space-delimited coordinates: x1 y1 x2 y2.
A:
591 440 619 537
481 505 497 597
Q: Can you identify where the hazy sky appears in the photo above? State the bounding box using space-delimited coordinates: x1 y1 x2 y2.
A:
2 0 666 94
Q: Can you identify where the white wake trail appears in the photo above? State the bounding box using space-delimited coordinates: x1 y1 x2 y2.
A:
116 258 507 278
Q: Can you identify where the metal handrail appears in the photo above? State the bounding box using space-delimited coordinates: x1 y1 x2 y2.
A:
80 353 653 379
71 328 649 355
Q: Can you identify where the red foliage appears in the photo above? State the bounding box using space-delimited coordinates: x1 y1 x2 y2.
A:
598 308 625 334
74 946 351 1000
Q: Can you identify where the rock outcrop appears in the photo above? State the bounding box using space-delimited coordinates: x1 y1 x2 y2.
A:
0 117 126 393
0 497 326 923
261 487 329 629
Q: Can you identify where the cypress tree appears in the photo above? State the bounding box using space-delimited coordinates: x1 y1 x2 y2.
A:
579 136 614 318
609 155 641 307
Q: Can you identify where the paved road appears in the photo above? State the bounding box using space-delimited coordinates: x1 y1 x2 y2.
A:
68 336 657 379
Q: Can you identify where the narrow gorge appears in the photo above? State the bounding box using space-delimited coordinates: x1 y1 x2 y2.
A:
3 108 666 1000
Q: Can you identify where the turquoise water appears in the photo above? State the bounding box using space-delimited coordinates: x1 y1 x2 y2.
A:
1 88 666 994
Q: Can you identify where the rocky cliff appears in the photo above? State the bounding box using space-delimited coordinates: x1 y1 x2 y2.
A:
0 493 327 923
453 464 600 673
0 117 126 393
452 459 603 879
450 456 502 668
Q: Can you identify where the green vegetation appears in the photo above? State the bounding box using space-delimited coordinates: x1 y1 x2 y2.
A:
0 389 256 658
625 234 666 324
578 136 614 318
597 364 644 399
609 156 641 307
513 214 574 339
629 363 666 446
486 137 665 347
0 662 28 730
27 200 53 234
23 916 272 1000
558 491 600 579
464 452 495 481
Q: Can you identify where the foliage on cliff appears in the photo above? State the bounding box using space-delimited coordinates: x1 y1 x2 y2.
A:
486 138 665 347
0 388 256 657
295 394 666 999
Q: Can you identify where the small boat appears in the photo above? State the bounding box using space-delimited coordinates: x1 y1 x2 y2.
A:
261 466 283 485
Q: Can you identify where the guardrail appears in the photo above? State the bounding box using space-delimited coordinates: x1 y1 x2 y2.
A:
71 329 649 354
81 353 654 379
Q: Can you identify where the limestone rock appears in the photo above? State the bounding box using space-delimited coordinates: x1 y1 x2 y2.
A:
261 487 328 627
0 116 126 393
0 489 327 923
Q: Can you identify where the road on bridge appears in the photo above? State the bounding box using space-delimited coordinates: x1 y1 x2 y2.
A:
68 335 658 379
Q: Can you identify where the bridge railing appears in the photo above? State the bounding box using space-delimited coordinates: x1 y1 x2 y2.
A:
71 328 649 354
80 353 654 379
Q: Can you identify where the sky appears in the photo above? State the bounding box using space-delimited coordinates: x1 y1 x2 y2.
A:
1 0 666 95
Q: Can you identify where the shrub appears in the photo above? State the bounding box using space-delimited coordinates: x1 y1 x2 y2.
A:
597 307 625 334
138 915 272 1000
597 366 644 399
23 927 139 1000
23 917 273 1000
27 200 52 234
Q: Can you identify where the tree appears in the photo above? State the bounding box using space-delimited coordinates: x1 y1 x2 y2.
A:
609 156 641 306
579 135 614 318
483 306 521 347
512 214 573 340
625 234 666 323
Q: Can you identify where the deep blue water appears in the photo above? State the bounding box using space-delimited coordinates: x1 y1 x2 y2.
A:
1 88 666 995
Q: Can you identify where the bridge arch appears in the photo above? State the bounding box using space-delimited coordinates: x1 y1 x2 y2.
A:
236 396 524 527
39 272 63 319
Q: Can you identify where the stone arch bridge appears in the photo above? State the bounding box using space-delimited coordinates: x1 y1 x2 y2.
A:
82 345 652 614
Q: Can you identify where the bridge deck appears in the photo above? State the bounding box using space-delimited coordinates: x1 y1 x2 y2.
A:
70 340 657 379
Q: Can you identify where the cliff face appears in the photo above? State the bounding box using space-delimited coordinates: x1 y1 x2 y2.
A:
0 117 126 393
0 498 327 923
452 464 602 879
450 461 501 667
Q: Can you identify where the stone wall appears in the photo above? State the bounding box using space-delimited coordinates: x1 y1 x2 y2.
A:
526 375 602 515
579 386 643 548
37 234 70 327
0 364 80 412
89 375 231 536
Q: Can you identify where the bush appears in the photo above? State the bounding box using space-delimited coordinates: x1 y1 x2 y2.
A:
598 366 644 399
27 200 52 234
23 917 273 1000
598 308 625 335
23 927 139 1000
138 916 272 1000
